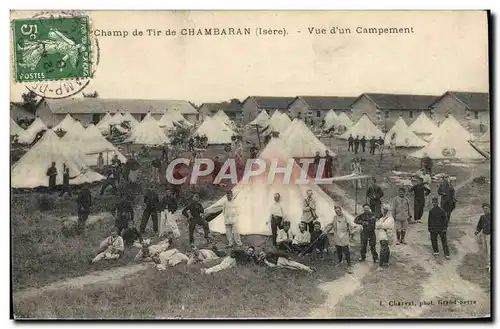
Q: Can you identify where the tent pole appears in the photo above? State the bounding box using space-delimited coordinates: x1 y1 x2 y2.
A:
354 179 358 215
256 126 261 148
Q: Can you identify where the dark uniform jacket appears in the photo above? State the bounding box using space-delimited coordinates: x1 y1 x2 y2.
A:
115 199 134 221
77 189 92 209
144 190 160 211
410 183 431 203
354 213 377 233
428 206 448 232
161 195 178 213
476 213 491 235
261 250 288 265
366 185 384 203
182 201 204 220
230 249 257 265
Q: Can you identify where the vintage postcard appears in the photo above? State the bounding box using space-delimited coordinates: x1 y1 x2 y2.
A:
10 10 491 319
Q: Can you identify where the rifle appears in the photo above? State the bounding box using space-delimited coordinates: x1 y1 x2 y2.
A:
304 197 318 220
299 230 326 257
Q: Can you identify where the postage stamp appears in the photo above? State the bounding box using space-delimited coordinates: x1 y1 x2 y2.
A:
12 15 92 83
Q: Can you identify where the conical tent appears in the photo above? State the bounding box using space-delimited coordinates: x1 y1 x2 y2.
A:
122 111 139 128
213 110 235 129
158 112 177 129
475 129 490 143
408 116 484 160
340 114 383 140
126 113 170 145
96 112 113 133
18 117 47 144
108 113 124 125
432 115 474 141
170 109 193 127
206 138 354 235
280 119 335 157
193 116 234 144
53 114 76 132
61 121 87 142
384 116 427 147
10 118 24 136
265 112 291 134
11 130 105 188
409 112 439 137
248 110 269 127
337 112 354 127
324 110 338 123
77 124 127 166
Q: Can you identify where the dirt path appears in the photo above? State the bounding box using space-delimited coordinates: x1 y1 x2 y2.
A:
311 175 489 318
14 263 149 302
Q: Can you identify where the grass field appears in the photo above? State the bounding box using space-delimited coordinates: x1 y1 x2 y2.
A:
11 133 492 319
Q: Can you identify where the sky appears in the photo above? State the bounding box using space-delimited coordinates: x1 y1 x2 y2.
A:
10 10 489 104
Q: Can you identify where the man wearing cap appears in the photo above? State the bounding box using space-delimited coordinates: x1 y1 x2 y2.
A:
391 187 412 245
428 197 450 259
366 177 384 217
324 205 357 273
354 204 378 263
409 176 431 223
475 203 491 271
375 204 394 268
438 176 456 223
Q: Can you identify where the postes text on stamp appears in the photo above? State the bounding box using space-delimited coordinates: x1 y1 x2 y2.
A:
13 16 92 83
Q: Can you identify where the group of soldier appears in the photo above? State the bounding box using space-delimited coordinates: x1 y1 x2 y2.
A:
347 135 385 155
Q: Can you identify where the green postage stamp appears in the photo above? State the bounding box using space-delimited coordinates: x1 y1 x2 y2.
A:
12 16 92 82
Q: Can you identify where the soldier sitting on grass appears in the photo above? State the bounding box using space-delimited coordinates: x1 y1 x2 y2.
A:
91 228 125 263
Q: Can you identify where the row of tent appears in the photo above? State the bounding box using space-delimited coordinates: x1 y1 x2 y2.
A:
340 112 487 161
249 108 489 161
10 122 130 188
10 109 194 146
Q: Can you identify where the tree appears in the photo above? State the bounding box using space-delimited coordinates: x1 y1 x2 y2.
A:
21 90 40 115
83 91 99 98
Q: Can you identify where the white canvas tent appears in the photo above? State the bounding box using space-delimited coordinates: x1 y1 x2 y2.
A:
60 121 87 142
96 112 113 134
206 138 354 235
213 109 235 129
280 119 335 157
170 109 193 127
11 130 105 188
384 116 427 147
193 116 234 144
248 110 269 127
122 111 139 128
475 129 490 143
108 113 124 125
408 115 484 161
264 111 292 134
158 111 178 129
126 113 170 145
79 124 127 166
325 112 354 132
53 114 76 132
18 117 47 144
10 118 24 136
433 115 474 141
323 110 338 128
337 112 354 127
409 112 439 139
339 114 383 140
